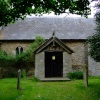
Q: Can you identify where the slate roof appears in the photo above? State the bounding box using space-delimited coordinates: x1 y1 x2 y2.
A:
0 17 95 40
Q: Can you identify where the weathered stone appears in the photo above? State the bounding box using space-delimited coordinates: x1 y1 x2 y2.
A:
0 41 31 55
35 52 45 79
88 56 100 76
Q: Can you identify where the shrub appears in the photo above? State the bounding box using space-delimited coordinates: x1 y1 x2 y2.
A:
67 71 83 79
33 76 40 82
15 36 45 70
0 50 17 78
0 36 45 78
22 69 26 78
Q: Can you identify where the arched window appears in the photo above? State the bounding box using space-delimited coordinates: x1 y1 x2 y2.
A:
16 46 23 55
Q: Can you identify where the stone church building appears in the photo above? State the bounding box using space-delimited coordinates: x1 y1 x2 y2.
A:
0 17 100 79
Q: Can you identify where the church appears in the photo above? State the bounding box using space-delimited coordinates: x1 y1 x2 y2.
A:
0 17 100 79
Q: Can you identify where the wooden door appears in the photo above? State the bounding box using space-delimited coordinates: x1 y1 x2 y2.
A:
45 52 63 78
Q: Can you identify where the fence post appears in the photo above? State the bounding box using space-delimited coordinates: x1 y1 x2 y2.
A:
17 69 21 89
83 64 88 87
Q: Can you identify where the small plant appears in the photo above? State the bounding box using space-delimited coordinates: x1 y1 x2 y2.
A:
22 69 26 78
33 76 40 82
67 71 83 79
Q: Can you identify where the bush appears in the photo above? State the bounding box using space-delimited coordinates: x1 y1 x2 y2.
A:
0 50 17 78
15 36 45 70
67 71 83 79
0 36 45 78
22 69 26 78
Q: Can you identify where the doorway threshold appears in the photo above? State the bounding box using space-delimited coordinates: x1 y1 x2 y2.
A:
40 78 71 82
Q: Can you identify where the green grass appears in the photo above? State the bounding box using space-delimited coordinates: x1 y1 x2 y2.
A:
0 77 100 100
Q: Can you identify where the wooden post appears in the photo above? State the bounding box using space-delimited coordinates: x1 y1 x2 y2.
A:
83 64 88 87
17 69 21 90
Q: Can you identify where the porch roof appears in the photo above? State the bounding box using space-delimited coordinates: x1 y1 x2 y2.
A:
34 34 74 54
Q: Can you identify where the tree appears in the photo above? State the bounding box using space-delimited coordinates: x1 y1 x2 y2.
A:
0 0 90 26
88 5 100 62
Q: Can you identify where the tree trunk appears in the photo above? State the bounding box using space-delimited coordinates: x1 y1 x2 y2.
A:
17 69 21 89
83 64 88 87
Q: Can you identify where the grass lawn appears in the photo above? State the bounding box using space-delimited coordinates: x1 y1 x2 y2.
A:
0 77 100 100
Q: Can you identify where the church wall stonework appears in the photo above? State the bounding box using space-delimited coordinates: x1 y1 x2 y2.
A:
0 41 31 55
63 52 72 77
0 40 100 76
1 41 87 67
88 56 100 76
65 41 87 71
0 41 87 71
35 52 45 79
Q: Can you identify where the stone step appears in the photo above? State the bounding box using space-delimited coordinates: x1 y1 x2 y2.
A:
40 78 71 82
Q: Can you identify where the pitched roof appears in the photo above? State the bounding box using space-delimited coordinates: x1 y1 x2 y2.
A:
34 35 74 54
0 17 95 40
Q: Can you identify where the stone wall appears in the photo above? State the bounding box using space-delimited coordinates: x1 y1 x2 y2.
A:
65 41 87 71
63 52 72 77
88 56 100 76
35 52 45 79
0 41 32 55
0 40 87 70
1 40 100 76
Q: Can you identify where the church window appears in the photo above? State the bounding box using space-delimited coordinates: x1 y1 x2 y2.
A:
16 46 23 55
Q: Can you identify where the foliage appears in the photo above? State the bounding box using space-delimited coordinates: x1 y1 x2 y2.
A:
0 77 100 100
33 76 40 82
88 10 100 62
15 36 45 69
67 71 83 79
21 69 26 78
26 35 45 53
0 50 16 66
88 33 100 62
0 0 90 26
0 50 17 78
0 36 45 78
